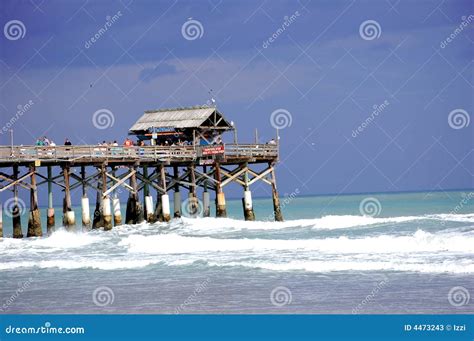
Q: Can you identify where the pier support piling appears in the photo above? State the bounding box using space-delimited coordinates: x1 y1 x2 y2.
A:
111 169 122 226
214 163 227 218
92 189 102 229
202 166 210 217
126 165 141 224
160 165 170 222
12 165 23 238
46 166 55 234
27 164 42 237
80 166 90 230
173 166 181 218
242 164 255 221
270 165 283 222
143 165 156 223
101 164 112 230
113 197 122 226
62 165 76 230
102 196 112 230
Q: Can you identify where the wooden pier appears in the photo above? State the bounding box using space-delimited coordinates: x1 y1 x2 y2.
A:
0 106 283 238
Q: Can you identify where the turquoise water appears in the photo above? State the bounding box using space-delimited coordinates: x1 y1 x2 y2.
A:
1 191 473 313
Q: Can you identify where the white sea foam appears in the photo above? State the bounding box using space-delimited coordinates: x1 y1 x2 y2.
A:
120 229 474 254
1 214 473 273
180 213 474 233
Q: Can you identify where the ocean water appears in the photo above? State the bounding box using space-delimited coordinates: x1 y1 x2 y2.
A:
0 191 473 314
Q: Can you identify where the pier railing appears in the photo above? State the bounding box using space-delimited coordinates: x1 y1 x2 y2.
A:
0 144 278 164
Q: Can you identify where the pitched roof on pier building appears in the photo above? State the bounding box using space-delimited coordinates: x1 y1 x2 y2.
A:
129 106 233 136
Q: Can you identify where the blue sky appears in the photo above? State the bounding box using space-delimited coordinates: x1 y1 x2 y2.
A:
0 0 473 201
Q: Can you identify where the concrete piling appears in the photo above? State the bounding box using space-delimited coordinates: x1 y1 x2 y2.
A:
125 166 140 224
145 195 155 222
242 190 255 221
12 165 23 239
113 197 122 226
92 189 102 229
270 165 283 222
143 165 156 223
242 164 255 221
173 166 181 218
62 165 76 230
101 164 112 231
160 165 170 222
162 194 171 222
0 205 3 238
102 196 112 230
203 191 210 217
27 164 42 237
214 163 227 217
80 166 90 230
46 166 55 234
202 166 210 217
81 196 91 230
